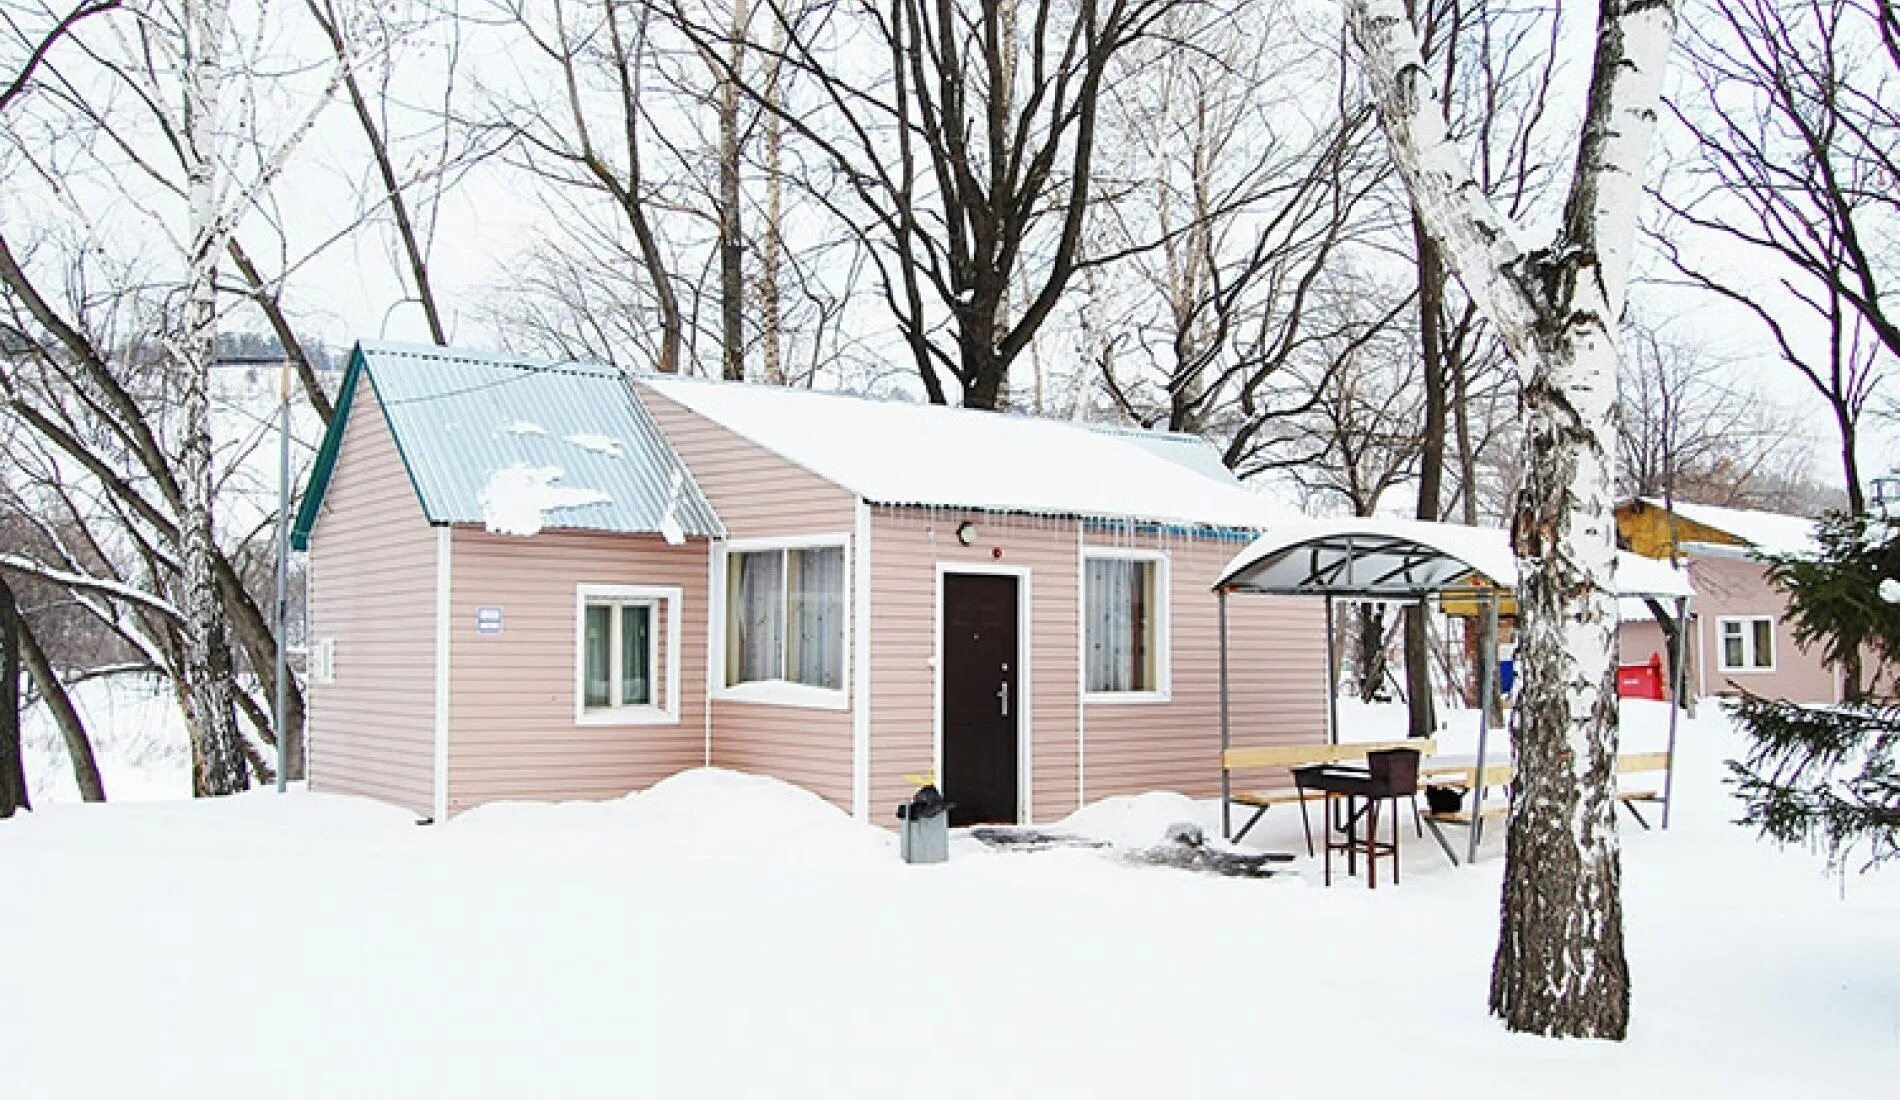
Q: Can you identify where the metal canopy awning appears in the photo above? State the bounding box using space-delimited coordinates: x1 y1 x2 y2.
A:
1213 517 1694 864
1215 515 1695 601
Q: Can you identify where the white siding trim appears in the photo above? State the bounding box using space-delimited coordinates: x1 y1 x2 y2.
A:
1075 525 1086 807
852 500 873 821
704 544 719 764
432 525 451 822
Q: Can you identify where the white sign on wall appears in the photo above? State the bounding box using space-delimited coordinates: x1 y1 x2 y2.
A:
475 606 504 635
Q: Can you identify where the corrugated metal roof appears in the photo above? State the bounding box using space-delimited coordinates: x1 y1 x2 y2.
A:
297 343 723 546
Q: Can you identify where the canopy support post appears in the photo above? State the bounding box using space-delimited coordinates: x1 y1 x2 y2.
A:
1662 595 1687 829
1468 589 1499 864
1324 594 1340 746
1219 588 1232 840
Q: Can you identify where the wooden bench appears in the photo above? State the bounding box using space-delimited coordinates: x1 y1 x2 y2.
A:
1222 738 1436 848
1415 750 1675 864
1617 750 1672 829
1415 761 1514 864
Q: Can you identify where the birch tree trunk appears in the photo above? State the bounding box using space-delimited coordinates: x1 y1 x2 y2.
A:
1345 0 1676 1039
179 0 249 797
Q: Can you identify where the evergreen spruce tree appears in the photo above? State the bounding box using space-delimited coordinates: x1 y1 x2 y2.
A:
1728 512 1900 870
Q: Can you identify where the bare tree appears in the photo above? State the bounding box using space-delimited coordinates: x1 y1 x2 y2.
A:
687 0 1186 407
1616 313 1820 510
1089 2 1402 463
1654 0 1896 512
1346 0 1677 1038
0 0 398 792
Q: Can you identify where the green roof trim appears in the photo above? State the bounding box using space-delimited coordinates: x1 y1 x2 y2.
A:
289 345 365 551
290 341 725 551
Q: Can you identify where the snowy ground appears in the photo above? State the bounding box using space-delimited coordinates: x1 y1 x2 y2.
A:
6 700 1898 1097
21 677 192 802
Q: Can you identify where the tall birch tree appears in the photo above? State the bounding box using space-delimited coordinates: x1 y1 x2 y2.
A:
176 0 249 796
1344 0 1677 1038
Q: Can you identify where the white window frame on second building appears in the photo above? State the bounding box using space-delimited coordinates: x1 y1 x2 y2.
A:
573 583 684 726
1080 546 1171 704
709 534 852 710
1716 614 1776 673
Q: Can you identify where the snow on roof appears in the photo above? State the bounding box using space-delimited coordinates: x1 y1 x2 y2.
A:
637 376 1286 529
1641 497 1819 558
293 343 725 549
1216 516 1695 600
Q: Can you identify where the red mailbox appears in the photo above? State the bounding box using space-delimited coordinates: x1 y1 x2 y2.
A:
1617 653 1666 700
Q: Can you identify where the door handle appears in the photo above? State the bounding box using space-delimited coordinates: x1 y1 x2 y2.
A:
998 680 1009 718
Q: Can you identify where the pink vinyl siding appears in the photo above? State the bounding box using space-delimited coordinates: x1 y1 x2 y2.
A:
1688 553 1838 703
1082 530 1328 802
867 510 1081 823
305 377 438 817
445 529 711 814
639 386 857 809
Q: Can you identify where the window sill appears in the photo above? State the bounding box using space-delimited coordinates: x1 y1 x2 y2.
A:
715 680 849 711
1084 690 1172 706
1716 666 1776 675
575 704 679 726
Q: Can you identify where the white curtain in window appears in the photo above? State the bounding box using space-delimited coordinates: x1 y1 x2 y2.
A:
728 551 784 684
1087 559 1152 692
788 546 845 688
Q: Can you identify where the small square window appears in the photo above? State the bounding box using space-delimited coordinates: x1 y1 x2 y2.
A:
1717 616 1775 672
577 585 678 724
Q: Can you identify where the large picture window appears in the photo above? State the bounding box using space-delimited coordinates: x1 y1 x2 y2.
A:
1718 616 1775 672
725 543 846 693
1085 553 1167 698
575 585 681 724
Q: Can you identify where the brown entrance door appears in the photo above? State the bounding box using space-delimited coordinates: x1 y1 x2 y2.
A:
942 573 1020 826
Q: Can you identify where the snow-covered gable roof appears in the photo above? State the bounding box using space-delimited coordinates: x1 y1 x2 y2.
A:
1642 497 1819 558
636 375 1285 529
293 343 724 549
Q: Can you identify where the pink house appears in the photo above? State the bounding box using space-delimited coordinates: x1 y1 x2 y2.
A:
294 343 1326 823
1616 499 1838 704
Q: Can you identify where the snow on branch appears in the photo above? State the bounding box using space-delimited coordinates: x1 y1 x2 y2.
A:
0 552 182 621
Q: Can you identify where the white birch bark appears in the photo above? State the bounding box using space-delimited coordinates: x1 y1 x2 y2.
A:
179 0 249 797
1345 0 1677 1039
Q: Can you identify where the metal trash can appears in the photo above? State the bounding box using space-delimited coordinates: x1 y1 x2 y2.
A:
896 785 951 864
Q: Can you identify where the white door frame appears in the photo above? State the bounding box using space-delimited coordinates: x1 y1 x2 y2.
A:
933 562 1034 824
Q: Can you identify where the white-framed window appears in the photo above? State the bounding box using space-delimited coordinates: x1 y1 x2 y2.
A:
575 584 682 725
713 536 849 708
1083 549 1170 702
1717 615 1775 673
